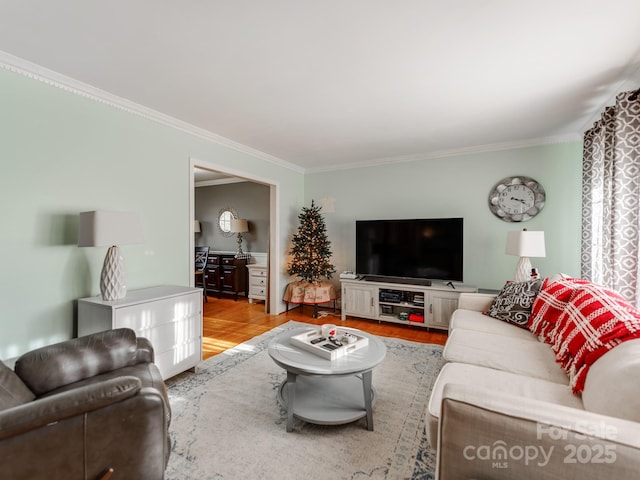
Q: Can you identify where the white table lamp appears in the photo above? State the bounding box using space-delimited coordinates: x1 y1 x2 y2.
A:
505 229 546 282
78 211 144 300
230 218 249 257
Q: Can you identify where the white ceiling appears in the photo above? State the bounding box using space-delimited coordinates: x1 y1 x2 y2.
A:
1 1 640 173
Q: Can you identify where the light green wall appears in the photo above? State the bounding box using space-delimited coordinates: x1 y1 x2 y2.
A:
0 64 584 360
0 67 304 360
304 142 583 291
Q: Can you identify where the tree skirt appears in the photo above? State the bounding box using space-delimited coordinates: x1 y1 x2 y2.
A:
164 321 443 479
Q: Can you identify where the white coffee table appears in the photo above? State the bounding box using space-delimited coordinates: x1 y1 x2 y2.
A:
268 326 387 432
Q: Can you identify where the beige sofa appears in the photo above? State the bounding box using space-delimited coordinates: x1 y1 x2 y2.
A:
427 288 640 479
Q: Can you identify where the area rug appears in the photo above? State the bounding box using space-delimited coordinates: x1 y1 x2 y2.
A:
164 321 444 480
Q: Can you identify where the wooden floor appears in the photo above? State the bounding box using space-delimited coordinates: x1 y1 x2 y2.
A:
202 296 448 360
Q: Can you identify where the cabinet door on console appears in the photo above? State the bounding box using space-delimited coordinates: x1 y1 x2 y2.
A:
205 263 221 295
343 284 377 318
220 265 237 291
428 292 459 330
220 256 247 300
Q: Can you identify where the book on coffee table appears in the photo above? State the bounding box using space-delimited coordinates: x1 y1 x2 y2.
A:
290 328 369 360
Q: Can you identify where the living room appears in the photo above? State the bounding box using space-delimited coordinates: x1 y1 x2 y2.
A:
1 2 640 478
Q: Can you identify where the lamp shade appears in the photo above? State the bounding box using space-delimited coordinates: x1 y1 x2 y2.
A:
77 211 143 301
78 211 143 247
194 220 201 233
229 218 249 233
505 230 546 258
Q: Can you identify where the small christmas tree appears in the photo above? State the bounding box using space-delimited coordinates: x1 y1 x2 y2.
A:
287 200 336 283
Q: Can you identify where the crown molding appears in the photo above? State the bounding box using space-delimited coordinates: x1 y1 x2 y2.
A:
0 50 590 177
306 133 582 174
0 50 305 175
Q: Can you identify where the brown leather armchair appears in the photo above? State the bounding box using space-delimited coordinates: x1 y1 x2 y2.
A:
0 328 171 480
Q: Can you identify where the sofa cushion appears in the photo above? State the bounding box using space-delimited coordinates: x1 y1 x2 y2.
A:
443 329 569 384
426 362 583 447
552 282 640 393
15 328 140 396
0 361 35 410
450 308 539 341
529 277 590 343
485 279 543 328
582 339 640 422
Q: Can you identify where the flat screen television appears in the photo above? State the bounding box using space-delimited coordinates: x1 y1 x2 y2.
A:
355 218 463 283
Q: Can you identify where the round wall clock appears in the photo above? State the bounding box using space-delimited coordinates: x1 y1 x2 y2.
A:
488 176 545 222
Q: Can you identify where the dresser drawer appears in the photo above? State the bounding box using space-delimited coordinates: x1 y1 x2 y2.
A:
113 294 200 331
124 312 201 354
250 276 267 287
250 268 267 278
250 286 267 297
155 338 201 380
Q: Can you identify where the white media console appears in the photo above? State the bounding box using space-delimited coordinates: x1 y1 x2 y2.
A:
340 277 477 331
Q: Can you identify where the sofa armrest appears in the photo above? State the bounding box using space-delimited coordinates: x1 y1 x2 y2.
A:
136 336 155 363
456 293 496 312
436 383 640 479
0 376 141 440
0 377 169 479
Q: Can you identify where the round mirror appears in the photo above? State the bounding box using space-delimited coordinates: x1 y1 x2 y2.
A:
217 207 238 237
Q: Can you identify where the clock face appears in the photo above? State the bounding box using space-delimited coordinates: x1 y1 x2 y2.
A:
488 176 545 222
498 184 535 214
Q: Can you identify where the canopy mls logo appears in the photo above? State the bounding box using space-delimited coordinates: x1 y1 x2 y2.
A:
463 441 554 468
463 421 618 469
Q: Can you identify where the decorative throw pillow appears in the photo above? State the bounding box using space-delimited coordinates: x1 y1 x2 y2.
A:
485 279 544 328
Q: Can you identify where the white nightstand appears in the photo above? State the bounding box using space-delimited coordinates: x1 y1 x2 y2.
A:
247 264 268 304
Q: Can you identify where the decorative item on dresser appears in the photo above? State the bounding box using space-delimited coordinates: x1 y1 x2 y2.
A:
77 285 203 380
247 264 268 304
230 218 249 257
204 252 248 300
77 210 144 301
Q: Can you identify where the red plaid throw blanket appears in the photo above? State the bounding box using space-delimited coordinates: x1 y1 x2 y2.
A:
529 278 590 344
548 282 640 393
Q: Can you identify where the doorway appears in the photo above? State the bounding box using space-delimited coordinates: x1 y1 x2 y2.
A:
188 157 279 313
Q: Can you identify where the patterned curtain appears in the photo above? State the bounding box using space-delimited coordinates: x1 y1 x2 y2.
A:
582 90 640 306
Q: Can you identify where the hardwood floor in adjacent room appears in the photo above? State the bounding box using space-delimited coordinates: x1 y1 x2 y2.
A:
202 296 448 360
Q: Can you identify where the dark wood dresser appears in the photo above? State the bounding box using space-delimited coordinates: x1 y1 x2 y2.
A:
204 253 247 300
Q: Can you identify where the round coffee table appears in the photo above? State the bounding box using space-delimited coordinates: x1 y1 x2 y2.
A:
268 326 387 432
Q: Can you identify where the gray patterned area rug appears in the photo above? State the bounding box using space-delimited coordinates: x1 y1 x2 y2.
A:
164 321 444 480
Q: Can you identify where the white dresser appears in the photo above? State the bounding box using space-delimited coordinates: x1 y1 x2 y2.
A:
246 264 268 304
78 285 202 380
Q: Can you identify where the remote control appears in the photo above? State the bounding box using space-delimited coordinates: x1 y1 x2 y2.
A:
310 337 326 345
